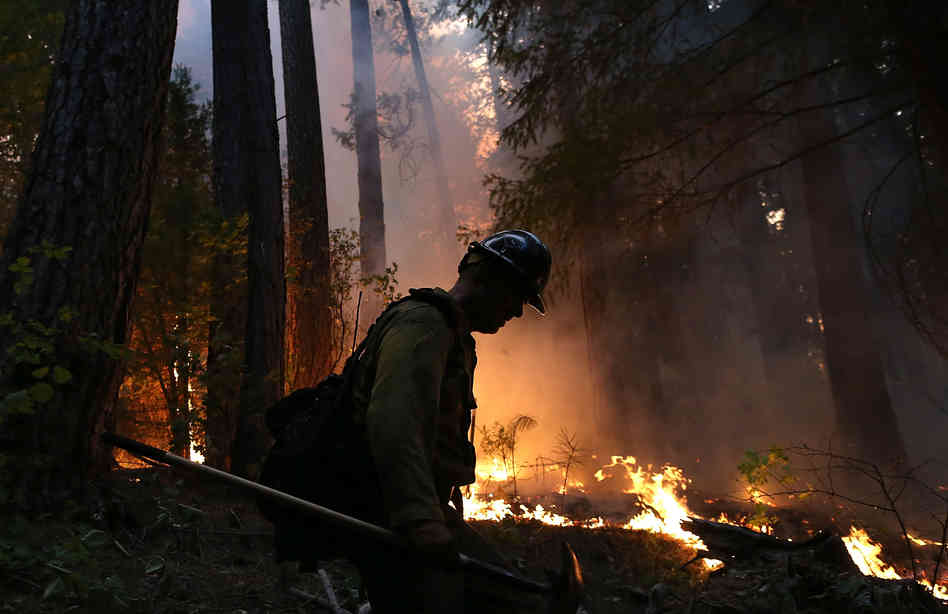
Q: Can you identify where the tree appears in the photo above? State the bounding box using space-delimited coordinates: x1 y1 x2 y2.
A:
479 414 537 498
0 0 179 508
208 1 285 478
350 0 387 323
552 428 588 499
798 72 907 463
397 0 457 258
280 0 334 390
461 0 940 467
120 66 214 458
0 0 66 247
233 0 286 479
206 0 249 470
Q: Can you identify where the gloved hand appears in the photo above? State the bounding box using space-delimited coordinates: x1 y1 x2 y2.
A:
401 519 461 569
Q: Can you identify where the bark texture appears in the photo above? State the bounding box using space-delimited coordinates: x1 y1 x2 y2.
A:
208 0 284 477
350 0 387 297
206 0 249 469
0 0 178 508
231 0 285 479
398 0 457 258
280 0 334 390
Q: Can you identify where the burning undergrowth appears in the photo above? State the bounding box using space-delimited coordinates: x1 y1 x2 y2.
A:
4 453 946 613
463 449 948 608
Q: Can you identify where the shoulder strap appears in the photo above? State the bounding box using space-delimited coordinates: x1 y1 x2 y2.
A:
339 289 463 391
336 294 416 402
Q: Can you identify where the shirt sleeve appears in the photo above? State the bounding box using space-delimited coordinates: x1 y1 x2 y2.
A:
365 308 453 528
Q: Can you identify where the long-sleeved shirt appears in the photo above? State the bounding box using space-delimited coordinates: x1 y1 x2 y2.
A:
350 288 477 529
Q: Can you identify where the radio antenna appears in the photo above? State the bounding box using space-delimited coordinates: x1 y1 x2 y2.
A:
351 290 363 354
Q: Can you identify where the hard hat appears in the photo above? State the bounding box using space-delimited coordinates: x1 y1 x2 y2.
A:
462 229 552 314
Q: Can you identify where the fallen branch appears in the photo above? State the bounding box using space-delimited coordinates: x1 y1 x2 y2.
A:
681 517 830 560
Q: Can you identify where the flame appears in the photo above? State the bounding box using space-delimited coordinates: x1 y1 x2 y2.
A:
907 532 941 547
466 454 947 590
466 454 722 570
843 526 908 580
746 486 775 507
476 457 509 483
843 526 948 600
557 480 586 495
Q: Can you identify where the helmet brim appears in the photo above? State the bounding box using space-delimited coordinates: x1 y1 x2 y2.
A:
527 293 546 315
467 239 548 315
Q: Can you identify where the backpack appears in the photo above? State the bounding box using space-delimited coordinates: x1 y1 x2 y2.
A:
257 289 460 564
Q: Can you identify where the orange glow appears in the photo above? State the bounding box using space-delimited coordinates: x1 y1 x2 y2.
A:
843 526 948 601
476 457 510 483
843 527 906 580
466 454 723 570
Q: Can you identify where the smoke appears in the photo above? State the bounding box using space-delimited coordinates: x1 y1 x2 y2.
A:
173 0 947 497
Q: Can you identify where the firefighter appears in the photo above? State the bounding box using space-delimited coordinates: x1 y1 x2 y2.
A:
349 229 552 613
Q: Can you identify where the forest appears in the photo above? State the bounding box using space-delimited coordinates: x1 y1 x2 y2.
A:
0 0 946 612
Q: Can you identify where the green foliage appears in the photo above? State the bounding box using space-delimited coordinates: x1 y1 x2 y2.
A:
0 513 136 611
327 226 402 371
737 446 798 528
0 248 80 429
738 446 794 489
119 66 216 457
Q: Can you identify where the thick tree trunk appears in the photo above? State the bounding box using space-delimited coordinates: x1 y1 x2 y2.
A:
206 0 250 469
231 0 285 479
398 0 457 258
280 0 334 389
799 91 907 465
0 0 178 509
350 0 386 321
578 186 667 454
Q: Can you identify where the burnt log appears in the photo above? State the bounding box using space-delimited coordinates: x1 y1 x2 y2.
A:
682 518 832 561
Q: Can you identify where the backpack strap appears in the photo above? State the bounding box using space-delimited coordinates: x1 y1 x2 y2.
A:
337 289 465 406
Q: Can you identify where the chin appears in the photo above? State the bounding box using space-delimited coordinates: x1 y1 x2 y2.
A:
475 322 503 334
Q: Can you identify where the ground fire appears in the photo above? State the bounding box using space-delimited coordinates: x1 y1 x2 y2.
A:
464 453 948 602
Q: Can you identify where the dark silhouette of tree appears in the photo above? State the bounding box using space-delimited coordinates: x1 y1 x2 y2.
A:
350 0 387 323
206 0 249 470
207 0 285 478
798 72 907 463
460 0 939 466
233 0 285 480
280 0 334 389
0 0 179 509
398 0 457 257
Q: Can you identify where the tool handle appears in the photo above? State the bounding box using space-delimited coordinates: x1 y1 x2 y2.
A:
101 432 169 462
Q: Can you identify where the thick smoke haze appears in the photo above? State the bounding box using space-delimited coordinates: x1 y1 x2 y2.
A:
172 0 947 497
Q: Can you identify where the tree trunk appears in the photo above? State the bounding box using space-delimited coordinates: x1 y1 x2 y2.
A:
798 85 907 464
398 0 457 258
0 0 178 509
735 170 835 445
350 0 387 322
206 0 250 470
280 0 334 390
230 0 285 480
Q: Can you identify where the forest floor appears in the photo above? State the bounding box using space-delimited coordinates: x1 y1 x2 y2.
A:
0 467 945 613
